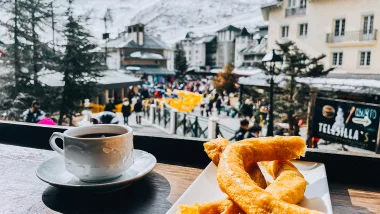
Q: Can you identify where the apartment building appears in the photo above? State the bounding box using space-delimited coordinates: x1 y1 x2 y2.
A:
262 0 380 74
181 33 217 68
236 25 268 68
105 23 175 83
234 27 252 67
216 25 241 67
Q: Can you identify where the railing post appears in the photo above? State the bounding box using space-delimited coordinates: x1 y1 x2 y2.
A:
157 107 161 125
160 106 164 126
194 117 199 137
183 114 187 136
208 116 219 139
149 104 156 124
169 109 177 134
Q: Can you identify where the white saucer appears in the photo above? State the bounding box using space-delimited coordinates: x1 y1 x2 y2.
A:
36 149 157 193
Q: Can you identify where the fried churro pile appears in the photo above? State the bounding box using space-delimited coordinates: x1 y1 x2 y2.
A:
177 136 324 214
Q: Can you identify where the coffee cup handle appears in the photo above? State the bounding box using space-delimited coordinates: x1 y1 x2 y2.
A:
49 132 64 155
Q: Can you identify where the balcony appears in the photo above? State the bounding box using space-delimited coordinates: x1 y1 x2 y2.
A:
285 7 306 17
326 30 378 45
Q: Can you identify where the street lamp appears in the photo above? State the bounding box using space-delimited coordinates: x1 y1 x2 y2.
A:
262 49 283 136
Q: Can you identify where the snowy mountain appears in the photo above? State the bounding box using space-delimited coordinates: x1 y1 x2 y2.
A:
0 0 269 46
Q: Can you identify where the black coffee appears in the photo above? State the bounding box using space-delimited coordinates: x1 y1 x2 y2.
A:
76 133 119 138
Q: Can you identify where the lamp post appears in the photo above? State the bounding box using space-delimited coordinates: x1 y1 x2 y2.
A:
262 49 283 136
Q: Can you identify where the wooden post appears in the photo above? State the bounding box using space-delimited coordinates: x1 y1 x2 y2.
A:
121 88 124 100
306 87 318 148
104 89 109 104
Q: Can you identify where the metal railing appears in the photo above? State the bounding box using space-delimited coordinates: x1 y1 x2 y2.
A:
216 123 236 141
326 30 378 43
285 7 306 17
175 112 208 139
142 101 235 140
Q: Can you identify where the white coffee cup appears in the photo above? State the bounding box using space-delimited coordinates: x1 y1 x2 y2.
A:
49 124 134 182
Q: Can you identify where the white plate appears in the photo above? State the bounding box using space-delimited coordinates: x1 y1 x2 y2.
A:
36 149 156 193
167 161 333 214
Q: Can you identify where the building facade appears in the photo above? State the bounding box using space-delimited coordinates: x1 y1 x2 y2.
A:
181 33 217 68
234 27 252 67
216 25 241 67
105 23 175 83
262 0 380 74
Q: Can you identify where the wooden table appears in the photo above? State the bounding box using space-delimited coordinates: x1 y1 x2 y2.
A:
0 143 379 214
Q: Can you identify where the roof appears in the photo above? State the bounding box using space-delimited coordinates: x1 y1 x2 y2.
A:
237 27 251 37
261 0 283 21
240 40 267 55
217 25 241 33
106 34 171 50
106 38 133 49
38 70 141 87
127 51 165 59
124 34 171 50
124 65 175 76
261 0 282 9
194 35 216 44
238 70 380 95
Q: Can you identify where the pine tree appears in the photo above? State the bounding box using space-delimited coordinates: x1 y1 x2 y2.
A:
264 41 334 135
58 0 105 125
0 0 55 110
24 0 52 86
174 43 187 74
212 63 237 93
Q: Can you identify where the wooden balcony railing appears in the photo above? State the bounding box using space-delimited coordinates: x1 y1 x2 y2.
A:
285 7 306 17
326 30 378 43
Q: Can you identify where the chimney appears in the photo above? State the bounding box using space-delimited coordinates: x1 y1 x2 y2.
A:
127 24 144 46
138 24 144 46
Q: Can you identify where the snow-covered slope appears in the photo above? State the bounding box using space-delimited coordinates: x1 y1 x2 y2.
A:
0 0 269 45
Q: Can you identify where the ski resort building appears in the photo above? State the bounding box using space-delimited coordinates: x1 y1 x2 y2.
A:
105 23 175 84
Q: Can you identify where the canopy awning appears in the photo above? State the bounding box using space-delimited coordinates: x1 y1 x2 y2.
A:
39 69 142 89
238 70 380 95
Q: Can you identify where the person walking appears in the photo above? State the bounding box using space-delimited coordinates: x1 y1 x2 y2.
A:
104 99 115 112
121 99 132 125
216 96 222 115
23 101 45 123
134 99 143 125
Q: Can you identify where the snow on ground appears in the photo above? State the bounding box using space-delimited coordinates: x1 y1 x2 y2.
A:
0 0 270 46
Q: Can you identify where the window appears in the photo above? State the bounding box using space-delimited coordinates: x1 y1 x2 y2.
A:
154 60 158 64
282 26 289 38
363 15 374 34
299 23 308 36
300 0 307 8
288 0 296 7
332 52 343 66
360 51 371 66
196 50 198 53
334 19 345 36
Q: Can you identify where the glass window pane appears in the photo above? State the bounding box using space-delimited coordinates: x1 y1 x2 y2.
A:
335 20 340 36
341 19 345 36
369 16 374 34
364 16 368 34
339 53 343 65
360 52 365 65
305 24 308 35
300 25 303 36
367 52 371 65
333 53 337 65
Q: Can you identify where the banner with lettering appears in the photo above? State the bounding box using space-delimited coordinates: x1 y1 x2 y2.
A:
312 98 380 151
